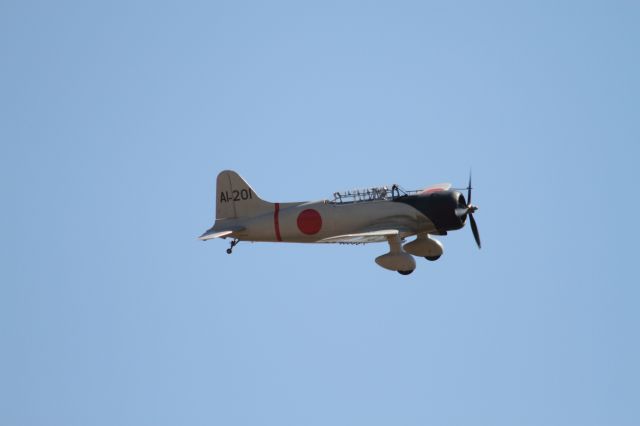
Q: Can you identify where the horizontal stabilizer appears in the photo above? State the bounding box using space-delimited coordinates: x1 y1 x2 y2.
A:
198 227 245 241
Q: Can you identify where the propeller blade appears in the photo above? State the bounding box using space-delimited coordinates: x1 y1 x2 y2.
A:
469 213 481 249
467 171 472 205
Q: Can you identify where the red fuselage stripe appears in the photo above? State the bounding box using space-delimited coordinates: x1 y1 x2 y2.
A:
274 203 282 241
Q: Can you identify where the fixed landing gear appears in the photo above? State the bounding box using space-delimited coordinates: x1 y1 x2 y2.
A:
226 239 239 254
375 234 417 275
424 255 441 261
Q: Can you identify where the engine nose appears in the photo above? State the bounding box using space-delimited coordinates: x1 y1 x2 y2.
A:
432 190 466 231
392 189 469 232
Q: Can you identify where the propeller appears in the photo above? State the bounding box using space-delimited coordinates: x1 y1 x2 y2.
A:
455 171 481 249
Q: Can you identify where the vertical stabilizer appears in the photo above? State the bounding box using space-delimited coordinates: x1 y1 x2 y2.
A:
215 170 273 219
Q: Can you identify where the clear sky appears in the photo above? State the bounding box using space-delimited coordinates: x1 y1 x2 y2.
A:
2 1 639 425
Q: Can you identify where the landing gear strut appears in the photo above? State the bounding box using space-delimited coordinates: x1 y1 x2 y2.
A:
226 239 239 254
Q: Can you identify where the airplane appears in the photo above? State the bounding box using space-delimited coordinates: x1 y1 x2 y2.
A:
199 170 481 275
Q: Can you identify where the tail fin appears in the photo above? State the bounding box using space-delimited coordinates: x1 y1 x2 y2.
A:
215 170 273 219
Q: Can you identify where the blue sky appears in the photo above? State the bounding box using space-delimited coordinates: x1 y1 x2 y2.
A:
2 1 639 425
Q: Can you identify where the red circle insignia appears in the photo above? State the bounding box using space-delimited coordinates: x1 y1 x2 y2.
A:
297 209 322 235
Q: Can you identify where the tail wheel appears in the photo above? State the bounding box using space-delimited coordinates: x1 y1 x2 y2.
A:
398 270 414 275
226 238 239 254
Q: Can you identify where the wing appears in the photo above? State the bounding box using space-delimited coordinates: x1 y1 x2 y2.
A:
198 226 245 241
318 229 400 244
318 220 417 244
